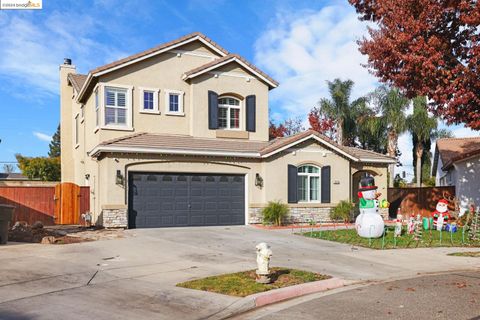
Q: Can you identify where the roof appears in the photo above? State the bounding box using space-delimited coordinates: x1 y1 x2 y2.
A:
434 137 480 171
75 32 278 102
67 73 87 92
183 54 279 89
0 172 28 180
89 32 228 75
89 130 396 164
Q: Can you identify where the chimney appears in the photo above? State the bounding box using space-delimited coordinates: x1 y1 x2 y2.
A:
64 58 72 65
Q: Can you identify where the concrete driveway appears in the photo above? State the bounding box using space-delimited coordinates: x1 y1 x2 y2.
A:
0 226 478 320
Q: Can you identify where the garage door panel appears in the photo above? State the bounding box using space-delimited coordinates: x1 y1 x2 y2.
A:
129 173 245 228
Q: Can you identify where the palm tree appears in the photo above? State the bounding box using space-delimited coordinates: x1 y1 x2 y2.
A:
320 79 364 146
407 96 437 187
374 86 409 187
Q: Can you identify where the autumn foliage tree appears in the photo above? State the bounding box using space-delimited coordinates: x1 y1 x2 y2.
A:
308 107 336 139
349 0 480 129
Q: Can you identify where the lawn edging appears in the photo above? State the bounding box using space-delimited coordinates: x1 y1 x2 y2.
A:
205 277 348 320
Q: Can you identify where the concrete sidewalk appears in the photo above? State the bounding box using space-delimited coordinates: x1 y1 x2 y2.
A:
0 226 478 319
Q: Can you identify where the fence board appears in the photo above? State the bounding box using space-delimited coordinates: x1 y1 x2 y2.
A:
387 186 456 219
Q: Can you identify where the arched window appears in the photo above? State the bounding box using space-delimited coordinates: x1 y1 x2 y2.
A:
218 97 240 129
298 165 321 202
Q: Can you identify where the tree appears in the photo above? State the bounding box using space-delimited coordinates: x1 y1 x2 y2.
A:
2 164 15 173
407 97 437 187
269 121 286 140
283 117 305 136
373 86 409 186
15 154 60 181
349 0 480 129
320 79 365 146
49 125 61 158
308 107 336 139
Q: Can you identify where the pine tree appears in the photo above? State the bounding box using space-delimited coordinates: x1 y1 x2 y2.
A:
48 125 60 158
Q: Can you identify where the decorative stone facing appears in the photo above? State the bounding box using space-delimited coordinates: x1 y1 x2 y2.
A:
102 208 128 228
249 206 333 224
249 206 390 224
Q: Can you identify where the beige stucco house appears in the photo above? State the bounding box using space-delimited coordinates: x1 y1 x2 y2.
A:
60 32 395 228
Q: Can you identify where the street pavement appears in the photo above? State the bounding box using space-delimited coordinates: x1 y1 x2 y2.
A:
0 226 479 319
231 271 480 320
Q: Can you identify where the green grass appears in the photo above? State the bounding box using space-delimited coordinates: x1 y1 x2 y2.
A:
302 227 480 250
176 268 331 297
447 251 480 257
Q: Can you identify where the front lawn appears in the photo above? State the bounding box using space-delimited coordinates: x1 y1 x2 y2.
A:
176 268 330 297
302 227 480 249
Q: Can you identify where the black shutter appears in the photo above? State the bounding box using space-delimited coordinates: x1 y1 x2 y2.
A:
246 95 256 132
287 164 298 203
321 166 331 203
208 91 218 130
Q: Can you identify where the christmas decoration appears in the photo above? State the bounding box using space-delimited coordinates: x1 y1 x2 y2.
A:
355 176 384 238
432 199 451 231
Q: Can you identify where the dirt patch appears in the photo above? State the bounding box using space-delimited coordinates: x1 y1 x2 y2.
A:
8 222 126 244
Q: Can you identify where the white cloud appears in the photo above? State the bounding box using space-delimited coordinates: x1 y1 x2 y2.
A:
33 131 51 142
254 4 378 118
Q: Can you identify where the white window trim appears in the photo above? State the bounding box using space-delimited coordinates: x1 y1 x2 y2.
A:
218 96 242 131
298 165 321 203
164 89 185 116
74 113 80 149
138 87 160 114
99 83 134 131
94 85 100 133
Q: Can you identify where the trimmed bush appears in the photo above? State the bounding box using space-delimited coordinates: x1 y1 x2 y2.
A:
330 200 354 223
262 201 289 226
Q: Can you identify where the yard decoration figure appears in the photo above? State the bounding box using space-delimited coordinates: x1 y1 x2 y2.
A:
355 176 384 238
394 215 402 237
432 199 451 231
407 215 415 234
255 242 273 284
413 214 423 241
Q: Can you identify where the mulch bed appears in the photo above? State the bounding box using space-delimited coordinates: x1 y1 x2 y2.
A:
8 222 96 244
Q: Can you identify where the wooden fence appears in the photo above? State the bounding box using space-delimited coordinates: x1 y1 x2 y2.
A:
387 186 456 219
0 183 90 225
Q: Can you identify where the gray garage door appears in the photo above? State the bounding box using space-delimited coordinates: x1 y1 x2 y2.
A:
128 172 245 228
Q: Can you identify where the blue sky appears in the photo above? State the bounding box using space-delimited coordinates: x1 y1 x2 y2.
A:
0 0 477 177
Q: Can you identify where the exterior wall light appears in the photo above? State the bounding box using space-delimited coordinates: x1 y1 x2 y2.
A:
116 170 124 185
255 173 264 188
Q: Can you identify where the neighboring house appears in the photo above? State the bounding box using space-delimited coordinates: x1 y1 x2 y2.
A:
432 137 480 205
60 32 396 228
0 172 56 186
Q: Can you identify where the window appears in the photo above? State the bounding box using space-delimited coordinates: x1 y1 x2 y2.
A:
95 89 99 128
218 97 240 129
165 90 184 115
74 114 79 147
297 165 321 202
139 87 159 113
105 87 127 126
80 104 85 121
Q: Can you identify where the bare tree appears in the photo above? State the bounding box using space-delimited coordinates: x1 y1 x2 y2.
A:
3 164 15 174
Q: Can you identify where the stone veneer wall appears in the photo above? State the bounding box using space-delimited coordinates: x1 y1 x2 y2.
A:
249 206 391 224
102 208 128 228
249 206 333 224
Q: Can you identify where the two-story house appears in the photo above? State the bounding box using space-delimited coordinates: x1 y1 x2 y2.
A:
60 32 395 228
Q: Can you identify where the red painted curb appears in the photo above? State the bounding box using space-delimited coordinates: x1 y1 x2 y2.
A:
253 277 345 307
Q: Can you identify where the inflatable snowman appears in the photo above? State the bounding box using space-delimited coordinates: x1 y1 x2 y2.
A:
355 176 385 238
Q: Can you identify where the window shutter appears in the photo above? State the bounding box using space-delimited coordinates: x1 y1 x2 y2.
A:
321 166 331 203
208 91 218 130
288 164 298 204
246 95 256 132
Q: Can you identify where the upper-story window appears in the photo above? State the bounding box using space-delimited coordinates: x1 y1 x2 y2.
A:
165 90 184 115
139 87 159 114
74 113 79 147
218 97 240 129
105 87 127 125
298 165 320 202
95 88 99 127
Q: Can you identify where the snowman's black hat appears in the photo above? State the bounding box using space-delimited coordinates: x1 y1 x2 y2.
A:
359 176 377 191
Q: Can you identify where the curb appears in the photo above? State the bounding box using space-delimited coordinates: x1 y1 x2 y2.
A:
204 277 348 320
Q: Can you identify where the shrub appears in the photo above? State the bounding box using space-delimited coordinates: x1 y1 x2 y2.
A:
330 201 354 223
262 201 289 226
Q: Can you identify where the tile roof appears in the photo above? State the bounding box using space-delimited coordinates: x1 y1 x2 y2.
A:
68 73 88 92
183 54 279 88
0 172 28 180
91 130 395 163
89 32 229 75
436 137 480 170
